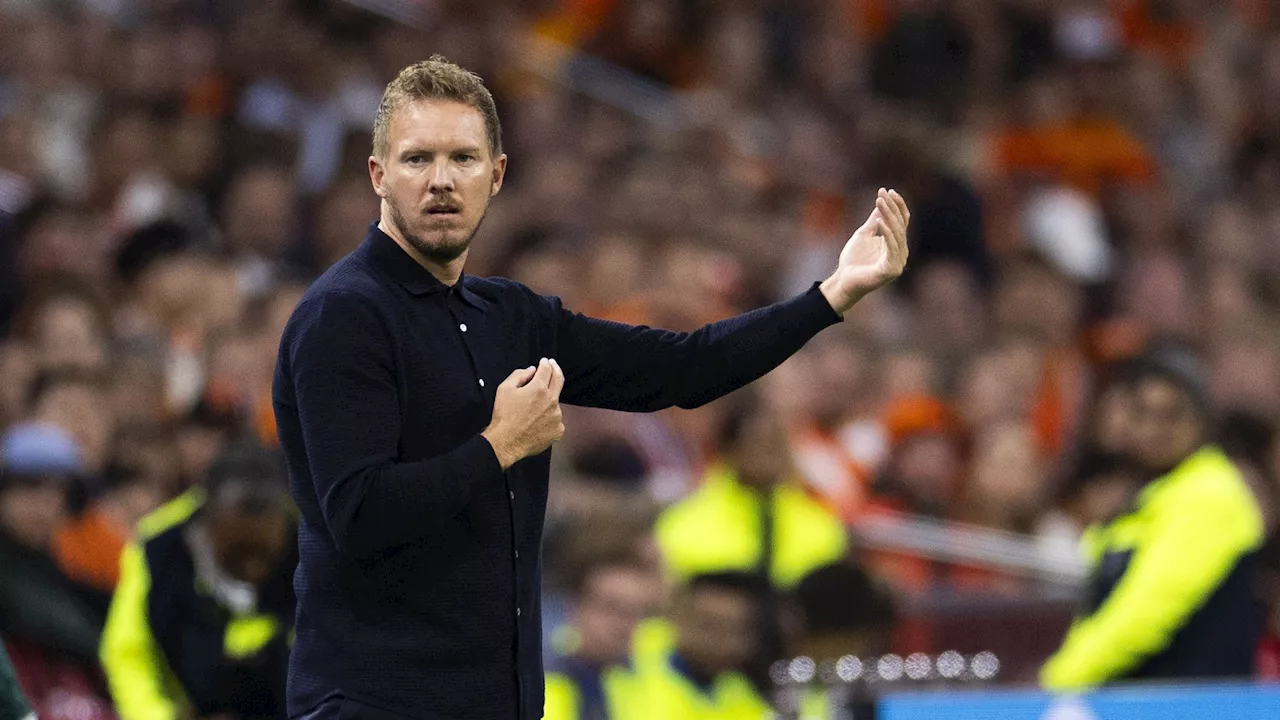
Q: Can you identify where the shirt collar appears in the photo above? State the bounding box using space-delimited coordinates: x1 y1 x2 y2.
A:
360 222 484 309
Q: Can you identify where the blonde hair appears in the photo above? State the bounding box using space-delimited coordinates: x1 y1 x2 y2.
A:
371 55 502 160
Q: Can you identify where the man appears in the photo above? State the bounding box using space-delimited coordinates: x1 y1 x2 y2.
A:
273 56 909 720
543 551 652 720
625 572 773 720
787 562 897 720
656 391 848 589
101 444 296 720
1041 346 1267 690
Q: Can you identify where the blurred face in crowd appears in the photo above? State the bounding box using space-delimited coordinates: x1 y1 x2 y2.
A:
1129 377 1205 473
0 344 35 426
675 585 758 677
31 296 109 375
208 486 292 587
968 423 1044 530
731 408 794 491
912 261 987 354
888 432 962 516
222 165 297 260
0 477 67 550
33 381 113 473
572 564 653 665
1092 383 1136 454
370 99 506 266
316 175 380 269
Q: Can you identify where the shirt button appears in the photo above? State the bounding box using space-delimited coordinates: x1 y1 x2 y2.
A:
459 323 467 332
516 607 522 617
509 490 515 500
478 378 485 387
514 550 520 559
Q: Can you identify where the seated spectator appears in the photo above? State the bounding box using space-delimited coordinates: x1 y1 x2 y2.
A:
101 443 297 720
1041 346 1267 690
0 423 105 668
0 424 114 720
788 562 898 720
656 391 847 590
544 550 653 720
626 572 773 720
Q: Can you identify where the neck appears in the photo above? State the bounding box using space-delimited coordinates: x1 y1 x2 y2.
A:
378 215 467 287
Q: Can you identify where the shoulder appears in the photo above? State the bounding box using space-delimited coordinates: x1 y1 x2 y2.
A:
466 275 563 313
137 488 205 541
285 268 395 348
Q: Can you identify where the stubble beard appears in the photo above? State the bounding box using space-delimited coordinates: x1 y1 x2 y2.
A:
387 196 491 265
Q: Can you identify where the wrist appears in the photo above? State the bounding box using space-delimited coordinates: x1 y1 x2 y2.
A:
481 427 517 470
819 274 863 317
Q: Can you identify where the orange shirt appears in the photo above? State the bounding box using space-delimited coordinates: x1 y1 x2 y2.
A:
994 118 1158 196
53 509 127 592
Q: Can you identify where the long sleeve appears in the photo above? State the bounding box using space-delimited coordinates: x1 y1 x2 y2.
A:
282 291 504 558
1040 451 1265 690
100 544 183 720
548 284 841 411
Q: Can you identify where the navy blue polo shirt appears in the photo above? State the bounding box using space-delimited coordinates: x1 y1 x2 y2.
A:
272 224 840 720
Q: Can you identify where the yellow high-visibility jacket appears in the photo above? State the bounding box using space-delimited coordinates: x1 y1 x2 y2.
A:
656 466 846 589
1041 446 1265 690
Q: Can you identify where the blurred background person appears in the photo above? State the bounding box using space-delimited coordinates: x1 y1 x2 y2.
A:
101 443 296 720
544 550 652 720
1041 347 1267 690
626 572 773 720
0 423 113 720
656 391 847 590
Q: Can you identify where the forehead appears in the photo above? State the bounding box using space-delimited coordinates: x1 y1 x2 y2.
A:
387 98 489 153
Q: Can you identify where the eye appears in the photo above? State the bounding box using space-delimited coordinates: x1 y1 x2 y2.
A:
405 155 425 165
455 153 476 164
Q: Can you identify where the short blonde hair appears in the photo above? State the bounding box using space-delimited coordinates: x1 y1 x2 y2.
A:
372 55 502 160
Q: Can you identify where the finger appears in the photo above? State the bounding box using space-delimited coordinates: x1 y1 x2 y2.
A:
532 358 553 388
504 365 537 388
877 197 905 243
879 191 906 231
855 207 880 236
548 358 565 398
890 189 910 226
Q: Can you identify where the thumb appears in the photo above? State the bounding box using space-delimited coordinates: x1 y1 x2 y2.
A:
503 365 537 388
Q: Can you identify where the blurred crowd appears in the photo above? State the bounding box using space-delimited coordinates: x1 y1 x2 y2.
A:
4 0 1280 718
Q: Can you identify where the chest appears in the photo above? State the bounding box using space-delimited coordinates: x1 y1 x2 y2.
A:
390 294 551 453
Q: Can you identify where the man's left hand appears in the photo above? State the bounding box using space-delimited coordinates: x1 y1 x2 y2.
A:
819 188 910 316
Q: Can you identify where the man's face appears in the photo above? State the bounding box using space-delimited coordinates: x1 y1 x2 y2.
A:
370 99 506 265
209 507 291 586
574 566 652 665
676 587 758 677
1130 377 1204 473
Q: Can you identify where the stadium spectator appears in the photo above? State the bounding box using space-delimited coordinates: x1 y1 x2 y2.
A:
656 391 848 590
101 443 296 720
1041 346 1267 689
625 572 773 720
544 550 652 720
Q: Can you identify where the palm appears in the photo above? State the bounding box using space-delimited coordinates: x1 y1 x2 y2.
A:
821 189 911 314
838 224 891 285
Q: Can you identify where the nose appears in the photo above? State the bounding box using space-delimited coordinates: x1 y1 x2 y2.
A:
428 158 455 194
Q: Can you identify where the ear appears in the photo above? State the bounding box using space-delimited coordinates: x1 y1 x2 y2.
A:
490 153 507 197
369 155 388 198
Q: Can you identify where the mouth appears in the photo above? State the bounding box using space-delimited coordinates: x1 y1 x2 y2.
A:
425 205 461 218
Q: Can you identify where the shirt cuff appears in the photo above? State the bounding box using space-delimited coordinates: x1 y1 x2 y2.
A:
468 433 506 481
801 282 844 326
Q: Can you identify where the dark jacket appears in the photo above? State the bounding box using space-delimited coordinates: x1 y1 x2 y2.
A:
101 490 296 720
273 225 840 720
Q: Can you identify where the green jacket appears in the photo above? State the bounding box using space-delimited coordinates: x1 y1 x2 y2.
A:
0 639 32 720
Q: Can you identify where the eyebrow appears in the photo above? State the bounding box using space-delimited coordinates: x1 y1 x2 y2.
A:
399 147 483 158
